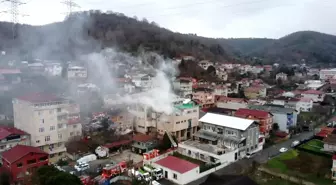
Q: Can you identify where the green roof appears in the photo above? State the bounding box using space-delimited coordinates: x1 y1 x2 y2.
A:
175 102 198 110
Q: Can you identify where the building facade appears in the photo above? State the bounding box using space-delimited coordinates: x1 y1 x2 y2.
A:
67 66 88 80
0 126 30 154
13 93 82 163
1 145 49 183
196 113 261 158
320 68 336 80
173 77 193 98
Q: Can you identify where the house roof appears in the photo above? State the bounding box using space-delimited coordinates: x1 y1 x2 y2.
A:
248 105 296 114
2 145 47 163
302 90 323 95
0 69 21 74
132 134 154 143
235 108 271 119
16 93 66 103
323 132 336 143
155 156 199 174
0 126 27 140
199 113 255 131
273 97 300 102
216 96 246 103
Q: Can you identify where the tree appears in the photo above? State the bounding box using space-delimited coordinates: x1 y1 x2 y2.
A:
0 171 11 185
206 65 216 75
32 166 82 185
159 132 178 151
101 117 110 131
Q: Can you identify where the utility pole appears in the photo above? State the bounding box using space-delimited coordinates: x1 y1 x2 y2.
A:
0 0 28 40
61 0 80 18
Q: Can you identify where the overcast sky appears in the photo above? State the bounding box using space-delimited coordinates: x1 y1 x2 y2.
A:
0 0 336 38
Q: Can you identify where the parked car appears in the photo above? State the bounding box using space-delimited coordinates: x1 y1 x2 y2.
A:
279 147 288 153
245 152 256 159
151 180 161 185
75 162 90 172
291 140 300 147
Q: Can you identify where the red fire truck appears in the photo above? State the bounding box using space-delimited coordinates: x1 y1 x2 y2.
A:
101 161 128 179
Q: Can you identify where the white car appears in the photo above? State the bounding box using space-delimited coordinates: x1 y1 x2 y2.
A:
291 140 300 147
279 147 288 153
245 152 255 159
74 162 90 172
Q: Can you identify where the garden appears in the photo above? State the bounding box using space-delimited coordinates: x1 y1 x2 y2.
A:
266 149 333 185
297 139 333 157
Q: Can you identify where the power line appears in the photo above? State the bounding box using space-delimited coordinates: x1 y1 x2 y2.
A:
0 0 29 40
61 0 80 17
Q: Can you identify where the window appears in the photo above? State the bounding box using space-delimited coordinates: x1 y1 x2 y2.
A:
58 133 62 139
27 159 36 165
70 132 74 136
50 126 55 131
38 111 41 115
16 163 23 168
57 143 62 147
57 123 63 129
173 173 177 179
57 108 61 112
45 136 50 142
188 150 191 155
73 125 77 128
49 110 53 114
41 119 44 124
39 128 44 132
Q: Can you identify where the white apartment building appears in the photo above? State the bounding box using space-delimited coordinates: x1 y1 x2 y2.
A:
173 77 193 97
198 60 213 70
67 66 88 79
320 68 336 80
129 99 199 141
131 74 153 91
276 72 288 81
13 93 82 163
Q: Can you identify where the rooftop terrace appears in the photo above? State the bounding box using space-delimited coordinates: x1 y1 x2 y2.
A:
175 102 198 110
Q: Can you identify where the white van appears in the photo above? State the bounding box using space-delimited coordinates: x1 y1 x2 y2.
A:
74 162 90 172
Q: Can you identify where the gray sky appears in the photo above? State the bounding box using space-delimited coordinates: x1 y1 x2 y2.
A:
0 0 336 38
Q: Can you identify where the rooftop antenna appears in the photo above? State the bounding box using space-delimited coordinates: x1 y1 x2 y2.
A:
61 0 80 18
1 0 29 40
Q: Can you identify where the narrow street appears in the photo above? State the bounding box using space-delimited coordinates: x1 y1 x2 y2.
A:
214 131 314 176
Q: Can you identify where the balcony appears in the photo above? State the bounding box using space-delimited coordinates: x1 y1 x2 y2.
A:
47 146 67 154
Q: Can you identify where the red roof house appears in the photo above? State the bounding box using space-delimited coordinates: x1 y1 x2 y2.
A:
155 155 199 183
2 145 49 183
234 108 273 136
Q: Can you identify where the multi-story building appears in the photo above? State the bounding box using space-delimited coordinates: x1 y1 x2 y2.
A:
301 90 325 102
275 72 288 81
198 60 213 70
130 74 153 91
67 66 88 80
129 99 199 141
196 113 261 158
248 105 298 133
1 145 49 184
0 126 30 154
13 93 82 163
216 96 248 111
192 88 215 108
320 68 336 80
234 108 273 137
173 77 193 98
244 86 267 99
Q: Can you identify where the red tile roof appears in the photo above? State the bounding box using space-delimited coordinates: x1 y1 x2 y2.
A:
132 134 154 143
245 86 263 93
235 108 271 119
215 96 246 103
302 90 323 95
16 93 65 103
0 126 27 140
104 140 132 148
2 145 47 163
155 156 199 174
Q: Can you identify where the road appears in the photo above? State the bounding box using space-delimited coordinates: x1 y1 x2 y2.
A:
214 131 314 175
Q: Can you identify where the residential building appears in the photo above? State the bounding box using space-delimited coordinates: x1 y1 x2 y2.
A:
301 90 325 102
244 86 267 99
0 69 21 84
270 97 300 111
13 93 81 163
216 96 248 111
216 69 228 81
1 145 49 184
152 155 200 185
129 100 199 141
196 113 261 158
198 60 213 70
67 66 88 80
248 105 298 133
213 85 228 97
173 77 193 97
320 68 336 80
131 74 153 91
234 108 273 137
192 88 215 108
45 63 62 76
304 80 325 90
275 72 288 81
323 133 336 152
263 65 272 72
65 103 82 139
0 126 30 154
250 66 264 74
298 98 313 112
131 134 158 154
332 155 336 180
115 78 135 93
